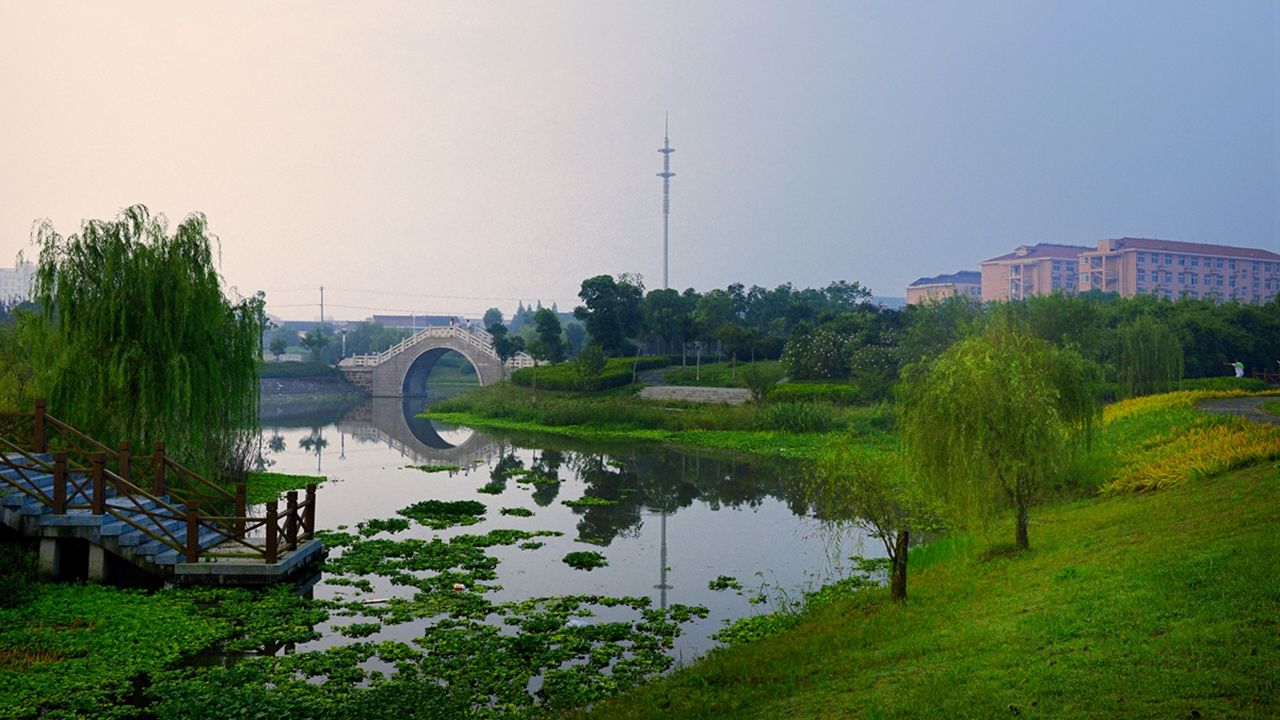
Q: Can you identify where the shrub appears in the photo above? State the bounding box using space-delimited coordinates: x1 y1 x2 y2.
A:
767 382 860 405
511 356 668 392
1178 377 1270 392
756 402 836 433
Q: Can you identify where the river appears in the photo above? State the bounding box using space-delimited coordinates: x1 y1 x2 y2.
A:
258 395 882 661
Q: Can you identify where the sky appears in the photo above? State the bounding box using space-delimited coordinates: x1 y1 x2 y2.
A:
1 1 1276 321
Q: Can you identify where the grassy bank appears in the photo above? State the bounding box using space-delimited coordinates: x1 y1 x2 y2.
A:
424 383 894 461
566 459 1280 719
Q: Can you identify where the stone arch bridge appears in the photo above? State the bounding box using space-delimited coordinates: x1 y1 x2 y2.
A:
338 325 533 397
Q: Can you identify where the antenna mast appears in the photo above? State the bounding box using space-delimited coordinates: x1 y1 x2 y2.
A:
657 115 675 290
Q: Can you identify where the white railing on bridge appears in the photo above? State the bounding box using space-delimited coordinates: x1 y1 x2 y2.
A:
338 324 535 370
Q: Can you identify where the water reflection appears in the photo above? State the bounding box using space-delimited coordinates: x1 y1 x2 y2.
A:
260 397 877 658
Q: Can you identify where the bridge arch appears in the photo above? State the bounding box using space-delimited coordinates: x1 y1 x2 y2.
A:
339 326 533 398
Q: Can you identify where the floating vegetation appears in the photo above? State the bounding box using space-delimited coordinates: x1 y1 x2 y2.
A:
563 551 608 571
244 471 326 505
336 622 382 639
477 484 505 495
500 507 535 517
561 496 619 508
518 541 544 550
397 500 487 529
357 518 411 537
404 464 463 473
708 575 744 592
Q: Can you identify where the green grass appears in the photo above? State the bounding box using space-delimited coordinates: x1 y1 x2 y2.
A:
424 383 894 461
565 461 1280 719
244 471 325 505
1262 399 1280 417
664 360 782 388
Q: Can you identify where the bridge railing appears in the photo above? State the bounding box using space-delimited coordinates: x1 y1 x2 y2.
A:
336 324 536 371
0 400 317 565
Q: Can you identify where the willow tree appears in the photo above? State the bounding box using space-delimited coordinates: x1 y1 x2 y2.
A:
899 319 1098 550
1117 315 1183 398
22 205 264 482
811 443 935 601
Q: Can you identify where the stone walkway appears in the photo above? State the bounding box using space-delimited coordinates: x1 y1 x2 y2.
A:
1196 396 1280 426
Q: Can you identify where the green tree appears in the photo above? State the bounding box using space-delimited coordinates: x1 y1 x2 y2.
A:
300 327 330 362
532 307 564 363
1117 315 1183 398
899 319 1099 550
573 274 644 356
483 307 504 330
812 444 934 601
22 205 264 481
574 343 606 390
488 322 524 378
741 362 783 403
269 336 289 359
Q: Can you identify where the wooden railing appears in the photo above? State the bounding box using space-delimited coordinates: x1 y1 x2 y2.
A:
0 400 316 565
1250 368 1279 386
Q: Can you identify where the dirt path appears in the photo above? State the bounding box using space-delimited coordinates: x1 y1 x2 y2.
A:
1196 396 1280 426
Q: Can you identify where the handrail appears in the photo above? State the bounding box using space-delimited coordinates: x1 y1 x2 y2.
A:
0 400 319 566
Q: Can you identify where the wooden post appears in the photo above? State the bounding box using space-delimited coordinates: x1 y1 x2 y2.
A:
265 501 279 564
152 442 166 497
303 484 316 539
118 442 131 482
234 482 246 538
185 504 200 563
33 399 46 453
90 453 105 515
52 452 67 514
285 490 298 549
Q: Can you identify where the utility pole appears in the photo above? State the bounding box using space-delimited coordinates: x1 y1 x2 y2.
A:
657 115 675 290
319 286 325 333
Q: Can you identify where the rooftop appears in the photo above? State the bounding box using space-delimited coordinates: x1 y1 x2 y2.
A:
1091 237 1280 261
982 244 1092 263
909 270 982 287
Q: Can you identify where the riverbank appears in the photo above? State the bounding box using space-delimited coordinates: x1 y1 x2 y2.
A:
565 459 1280 719
422 383 893 461
258 373 365 425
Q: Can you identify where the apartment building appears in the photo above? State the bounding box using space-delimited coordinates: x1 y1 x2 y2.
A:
979 244 1089 302
1077 238 1280 304
906 271 982 304
0 261 35 305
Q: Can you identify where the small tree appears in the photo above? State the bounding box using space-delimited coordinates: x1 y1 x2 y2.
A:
811 444 934 601
532 307 564 363
900 319 1098 550
269 336 289 359
488 322 523 379
300 327 329 362
575 343 606 390
741 362 783 403
483 307 504 330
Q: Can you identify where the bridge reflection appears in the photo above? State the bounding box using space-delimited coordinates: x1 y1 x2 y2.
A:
335 397 502 468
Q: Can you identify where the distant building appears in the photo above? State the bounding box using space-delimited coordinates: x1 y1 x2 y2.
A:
1077 237 1280 304
906 271 982 305
0 261 36 305
980 244 1089 301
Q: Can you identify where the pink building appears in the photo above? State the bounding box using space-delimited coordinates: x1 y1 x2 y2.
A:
906 271 982 305
1077 238 1280 304
979 244 1089 301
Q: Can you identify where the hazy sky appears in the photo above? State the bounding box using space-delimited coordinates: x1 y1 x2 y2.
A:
2 1 1276 320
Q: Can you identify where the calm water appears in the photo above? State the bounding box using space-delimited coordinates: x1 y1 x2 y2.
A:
259 396 882 660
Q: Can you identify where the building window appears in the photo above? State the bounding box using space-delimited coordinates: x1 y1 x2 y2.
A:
1165 254 1173 265
1136 252 1145 263
1229 260 1236 270
1165 272 1173 283
1190 257 1199 267
1177 272 1185 284
1190 275 1197 286
1216 259 1224 269
1229 278 1236 288
1178 256 1185 266
1137 269 1146 281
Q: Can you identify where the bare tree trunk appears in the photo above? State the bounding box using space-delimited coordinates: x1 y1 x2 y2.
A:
890 530 910 602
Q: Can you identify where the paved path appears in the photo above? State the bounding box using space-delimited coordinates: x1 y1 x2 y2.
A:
1196 396 1280 426
638 385 752 405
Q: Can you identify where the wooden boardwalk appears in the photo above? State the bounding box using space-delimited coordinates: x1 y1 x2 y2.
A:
0 401 325 586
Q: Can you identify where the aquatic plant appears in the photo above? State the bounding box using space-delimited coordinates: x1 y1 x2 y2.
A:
562 551 608 570
396 500 487 529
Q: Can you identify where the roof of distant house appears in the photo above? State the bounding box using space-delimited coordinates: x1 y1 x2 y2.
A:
1093 237 1280 261
909 270 981 287
982 244 1093 263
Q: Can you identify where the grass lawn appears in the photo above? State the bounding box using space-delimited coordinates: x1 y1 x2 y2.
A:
1262 398 1280 417
565 460 1280 719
